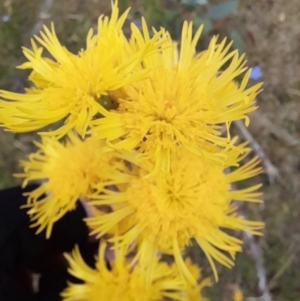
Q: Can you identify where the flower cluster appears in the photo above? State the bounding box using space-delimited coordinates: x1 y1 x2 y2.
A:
0 1 264 300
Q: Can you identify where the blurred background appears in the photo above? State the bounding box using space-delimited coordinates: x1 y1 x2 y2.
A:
0 0 300 300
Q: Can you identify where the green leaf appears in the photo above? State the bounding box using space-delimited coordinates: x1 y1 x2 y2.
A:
193 16 213 34
181 0 207 5
163 9 177 22
230 30 244 54
201 17 213 34
208 1 238 20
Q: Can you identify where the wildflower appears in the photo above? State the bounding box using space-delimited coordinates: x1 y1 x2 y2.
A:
90 20 263 175
249 65 262 81
172 258 211 301
232 288 243 301
61 243 185 301
16 132 131 238
86 146 264 283
0 1 164 138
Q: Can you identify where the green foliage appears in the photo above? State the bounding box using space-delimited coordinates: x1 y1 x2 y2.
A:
137 0 244 55
0 0 39 88
192 16 212 34
180 0 207 5
208 1 239 20
230 29 244 54
181 0 207 12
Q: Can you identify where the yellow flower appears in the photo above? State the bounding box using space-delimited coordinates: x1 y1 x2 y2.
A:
17 132 130 238
90 20 263 175
173 258 211 301
61 243 185 301
0 1 164 138
86 145 264 283
232 288 243 301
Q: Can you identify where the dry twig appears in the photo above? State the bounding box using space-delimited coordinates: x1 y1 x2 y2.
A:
233 120 279 184
29 0 53 38
243 232 272 301
231 182 271 300
252 111 300 147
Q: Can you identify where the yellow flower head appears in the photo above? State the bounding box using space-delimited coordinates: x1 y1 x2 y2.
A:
172 258 211 301
232 288 243 301
62 243 185 301
86 145 264 283
17 132 130 238
0 1 164 138
90 20 263 175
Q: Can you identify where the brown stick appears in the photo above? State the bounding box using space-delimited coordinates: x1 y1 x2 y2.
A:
234 120 279 184
252 112 299 147
29 0 53 38
243 231 272 301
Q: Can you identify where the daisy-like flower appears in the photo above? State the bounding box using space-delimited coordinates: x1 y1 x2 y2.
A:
0 1 164 138
90 20 263 175
86 145 264 283
61 243 185 301
16 132 131 238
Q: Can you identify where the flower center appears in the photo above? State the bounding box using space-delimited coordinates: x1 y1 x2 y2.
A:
159 100 178 122
125 158 230 252
46 140 110 198
90 271 157 301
